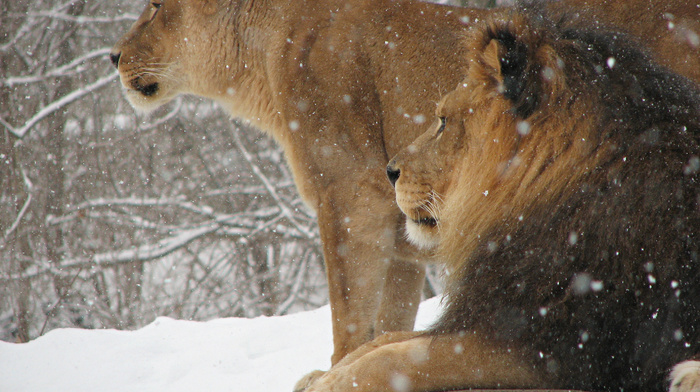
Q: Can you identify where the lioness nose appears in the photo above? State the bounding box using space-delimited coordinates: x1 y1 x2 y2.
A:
109 52 121 68
386 165 400 187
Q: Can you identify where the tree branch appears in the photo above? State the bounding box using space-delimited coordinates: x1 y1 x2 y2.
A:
18 12 139 24
1 72 118 139
0 222 229 281
1 168 33 243
232 131 317 239
1 48 113 87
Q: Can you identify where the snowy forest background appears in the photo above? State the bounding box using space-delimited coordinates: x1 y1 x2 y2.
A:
0 0 511 343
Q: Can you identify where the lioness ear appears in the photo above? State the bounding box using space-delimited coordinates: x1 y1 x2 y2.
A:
485 26 541 118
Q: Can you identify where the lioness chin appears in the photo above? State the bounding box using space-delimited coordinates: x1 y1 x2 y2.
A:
110 0 700 384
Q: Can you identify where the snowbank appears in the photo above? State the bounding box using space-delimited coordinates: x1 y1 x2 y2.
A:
0 298 441 392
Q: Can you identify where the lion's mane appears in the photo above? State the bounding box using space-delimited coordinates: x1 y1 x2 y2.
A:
433 6 700 391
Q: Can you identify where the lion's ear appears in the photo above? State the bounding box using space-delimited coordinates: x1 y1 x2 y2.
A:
198 0 217 15
482 40 502 76
484 26 541 118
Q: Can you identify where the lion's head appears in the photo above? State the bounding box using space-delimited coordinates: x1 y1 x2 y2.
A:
388 7 700 272
110 0 229 112
387 11 592 255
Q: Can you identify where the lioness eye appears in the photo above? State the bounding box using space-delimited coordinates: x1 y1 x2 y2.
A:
151 1 161 9
436 117 446 135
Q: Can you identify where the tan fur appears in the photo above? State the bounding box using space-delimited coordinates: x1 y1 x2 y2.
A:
110 0 700 380
112 0 481 366
305 5 700 392
670 360 700 392
303 332 540 392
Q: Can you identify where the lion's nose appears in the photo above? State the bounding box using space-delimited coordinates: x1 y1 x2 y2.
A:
109 52 121 68
386 165 400 187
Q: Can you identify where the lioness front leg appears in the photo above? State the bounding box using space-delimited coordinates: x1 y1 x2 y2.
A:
375 258 426 336
316 186 420 364
305 333 542 392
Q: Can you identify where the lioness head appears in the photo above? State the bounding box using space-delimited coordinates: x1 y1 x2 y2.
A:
110 0 223 112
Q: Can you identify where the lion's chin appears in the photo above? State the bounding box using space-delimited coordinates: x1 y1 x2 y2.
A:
405 218 439 250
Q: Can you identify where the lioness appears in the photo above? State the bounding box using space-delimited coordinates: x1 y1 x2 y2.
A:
110 0 700 374
302 5 700 392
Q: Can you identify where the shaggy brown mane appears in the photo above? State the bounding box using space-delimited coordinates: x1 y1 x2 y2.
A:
432 6 700 391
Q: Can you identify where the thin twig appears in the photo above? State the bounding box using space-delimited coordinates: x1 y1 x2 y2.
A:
16 12 139 24
2 48 113 87
39 266 84 337
231 131 316 239
2 168 33 243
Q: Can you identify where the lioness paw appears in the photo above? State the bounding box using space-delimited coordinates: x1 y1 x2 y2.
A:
670 361 700 392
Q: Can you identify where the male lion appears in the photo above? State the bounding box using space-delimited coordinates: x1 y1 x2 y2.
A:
303 5 700 392
110 0 700 377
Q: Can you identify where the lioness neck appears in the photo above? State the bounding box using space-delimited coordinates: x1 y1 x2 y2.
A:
193 0 345 136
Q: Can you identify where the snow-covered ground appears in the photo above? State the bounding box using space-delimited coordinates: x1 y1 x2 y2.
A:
0 297 441 392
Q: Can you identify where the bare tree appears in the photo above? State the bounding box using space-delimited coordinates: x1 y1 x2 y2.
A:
1 0 326 342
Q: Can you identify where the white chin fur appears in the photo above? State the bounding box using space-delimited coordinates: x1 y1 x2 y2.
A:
124 89 173 115
405 219 438 250
669 360 700 392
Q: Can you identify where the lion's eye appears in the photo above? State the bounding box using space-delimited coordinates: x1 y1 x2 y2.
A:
436 117 446 136
151 1 162 8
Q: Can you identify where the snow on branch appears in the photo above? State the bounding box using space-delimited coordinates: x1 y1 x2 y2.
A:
2 48 113 87
3 203 313 281
1 168 34 243
232 132 317 239
46 196 282 228
4 189 314 280
2 72 119 139
275 251 311 315
1 222 227 281
19 12 140 24
0 12 38 52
